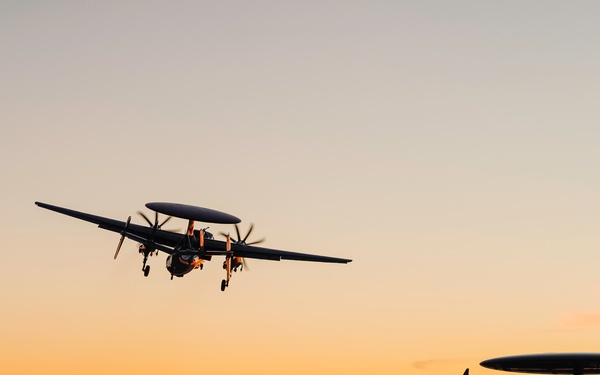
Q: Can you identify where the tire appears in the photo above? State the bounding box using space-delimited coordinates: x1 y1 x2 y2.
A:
144 265 150 277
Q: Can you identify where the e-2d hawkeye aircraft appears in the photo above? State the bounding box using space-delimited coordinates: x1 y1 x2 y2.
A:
35 202 352 291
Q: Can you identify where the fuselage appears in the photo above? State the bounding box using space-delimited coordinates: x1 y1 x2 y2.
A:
165 229 214 277
166 252 204 277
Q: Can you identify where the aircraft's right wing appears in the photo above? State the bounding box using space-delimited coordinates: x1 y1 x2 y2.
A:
35 202 183 252
204 239 352 263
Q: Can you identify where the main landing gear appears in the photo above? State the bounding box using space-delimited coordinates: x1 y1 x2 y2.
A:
141 248 151 277
221 279 229 291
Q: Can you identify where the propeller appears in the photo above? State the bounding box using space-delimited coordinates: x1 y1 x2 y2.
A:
138 210 175 236
137 210 172 232
220 223 264 272
136 210 176 256
114 216 132 259
220 223 265 246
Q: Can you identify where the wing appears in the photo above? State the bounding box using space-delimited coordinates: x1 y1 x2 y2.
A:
203 239 352 263
35 202 182 253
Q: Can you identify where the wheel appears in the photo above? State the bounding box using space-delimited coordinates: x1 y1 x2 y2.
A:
221 279 227 291
200 264 203 270
144 265 150 277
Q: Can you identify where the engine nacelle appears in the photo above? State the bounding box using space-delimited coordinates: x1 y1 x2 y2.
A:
223 257 243 272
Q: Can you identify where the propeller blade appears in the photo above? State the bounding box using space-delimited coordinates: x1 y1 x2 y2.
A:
242 223 254 243
242 257 250 271
159 215 172 228
114 216 131 259
247 237 265 246
137 211 153 226
114 235 125 259
235 224 241 243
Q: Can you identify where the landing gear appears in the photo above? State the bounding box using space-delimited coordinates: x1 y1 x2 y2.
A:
141 251 150 277
221 279 228 291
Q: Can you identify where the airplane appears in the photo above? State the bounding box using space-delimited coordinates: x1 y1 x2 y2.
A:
35 201 352 291
480 353 600 375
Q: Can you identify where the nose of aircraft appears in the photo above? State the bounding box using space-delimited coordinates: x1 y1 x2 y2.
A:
480 358 500 370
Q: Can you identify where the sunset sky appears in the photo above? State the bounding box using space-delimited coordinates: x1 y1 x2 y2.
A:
2 1 600 374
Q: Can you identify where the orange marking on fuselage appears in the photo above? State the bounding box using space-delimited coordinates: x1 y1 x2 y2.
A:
192 258 204 269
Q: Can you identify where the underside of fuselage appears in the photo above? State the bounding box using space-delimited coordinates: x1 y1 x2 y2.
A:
166 252 204 277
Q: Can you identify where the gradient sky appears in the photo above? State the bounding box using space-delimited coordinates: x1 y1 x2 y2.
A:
2 1 600 374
